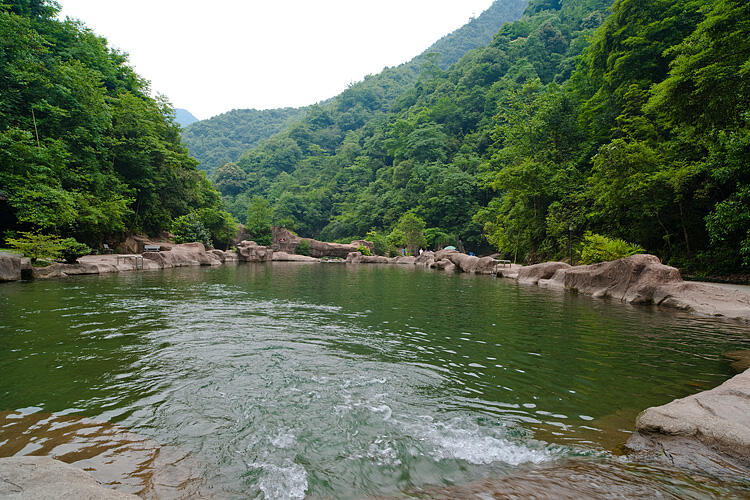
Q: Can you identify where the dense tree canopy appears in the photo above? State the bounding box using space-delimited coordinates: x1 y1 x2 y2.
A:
0 0 234 248
206 0 748 275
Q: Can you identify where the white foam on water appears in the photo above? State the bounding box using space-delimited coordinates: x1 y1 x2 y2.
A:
405 417 551 466
367 404 392 421
270 431 296 449
367 438 402 466
251 461 308 500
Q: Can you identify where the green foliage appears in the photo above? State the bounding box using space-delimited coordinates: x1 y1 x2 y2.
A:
207 0 528 246
245 196 273 246
0 3 228 248
7 231 62 263
424 228 456 250
182 108 309 175
295 239 311 256
59 238 92 264
580 232 645 264
197 207 237 249
355 244 372 256
179 0 750 273
394 213 427 255
365 230 388 256
171 213 212 247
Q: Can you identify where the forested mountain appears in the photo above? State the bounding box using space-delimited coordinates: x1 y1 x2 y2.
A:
182 0 529 175
181 107 309 175
0 0 235 249
218 0 750 274
175 108 198 127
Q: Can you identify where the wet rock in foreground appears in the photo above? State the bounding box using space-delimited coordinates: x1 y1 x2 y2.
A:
626 368 750 476
0 456 139 499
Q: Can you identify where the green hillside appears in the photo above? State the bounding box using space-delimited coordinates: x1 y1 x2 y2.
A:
0 0 235 249
220 0 750 274
181 0 529 175
181 107 309 175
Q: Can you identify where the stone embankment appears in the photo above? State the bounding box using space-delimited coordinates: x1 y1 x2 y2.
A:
0 243 238 281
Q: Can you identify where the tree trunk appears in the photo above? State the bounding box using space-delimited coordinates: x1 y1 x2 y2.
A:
678 202 691 255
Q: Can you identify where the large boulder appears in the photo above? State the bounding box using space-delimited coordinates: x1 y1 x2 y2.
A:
308 239 363 259
414 251 436 267
120 235 173 254
144 243 220 268
430 259 456 273
0 456 138 499
232 224 251 247
346 252 390 264
236 240 273 263
536 255 681 303
517 262 571 285
272 251 320 262
627 369 750 474
0 252 22 281
391 256 417 265
272 227 373 259
652 282 750 321
474 256 500 275
532 255 750 320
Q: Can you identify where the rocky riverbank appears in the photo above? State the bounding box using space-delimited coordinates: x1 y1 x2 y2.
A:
347 250 750 322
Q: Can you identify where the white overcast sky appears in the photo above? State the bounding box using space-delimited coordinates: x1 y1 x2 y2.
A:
58 1 496 120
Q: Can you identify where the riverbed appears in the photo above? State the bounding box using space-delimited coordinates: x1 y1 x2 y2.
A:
1 263 749 498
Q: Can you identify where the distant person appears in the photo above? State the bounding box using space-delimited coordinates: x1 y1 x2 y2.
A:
469 251 474 256
419 248 424 255
401 248 406 256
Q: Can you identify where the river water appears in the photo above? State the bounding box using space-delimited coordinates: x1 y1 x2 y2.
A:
1 263 749 498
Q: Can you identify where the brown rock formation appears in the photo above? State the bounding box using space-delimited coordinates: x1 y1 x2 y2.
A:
346 252 390 264
121 235 174 254
542 255 681 303
430 259 456 272
517 262 571 285
530 255 750 320
236 241 273 263
143 243 221 268
272 251 320 262
272 227 373 259
0 253 23 282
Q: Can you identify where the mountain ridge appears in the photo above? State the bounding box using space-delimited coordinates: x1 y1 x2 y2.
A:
181 0 530 174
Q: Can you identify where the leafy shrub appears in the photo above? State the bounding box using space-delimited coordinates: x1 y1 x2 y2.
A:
59 238 92 263
355 244 372 256
6 232 63 264
295 239 311 256
171 213 212 247
580 232 645 264
197 207 237 249
365 230 388 256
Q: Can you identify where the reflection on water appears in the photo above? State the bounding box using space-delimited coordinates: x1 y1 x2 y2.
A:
1 263 749 498
0 411 204 498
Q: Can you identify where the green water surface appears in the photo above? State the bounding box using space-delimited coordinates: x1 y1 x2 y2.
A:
1 263 748 498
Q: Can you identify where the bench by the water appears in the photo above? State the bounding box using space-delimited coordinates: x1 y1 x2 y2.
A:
495 259 512 268
144 244 161 252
